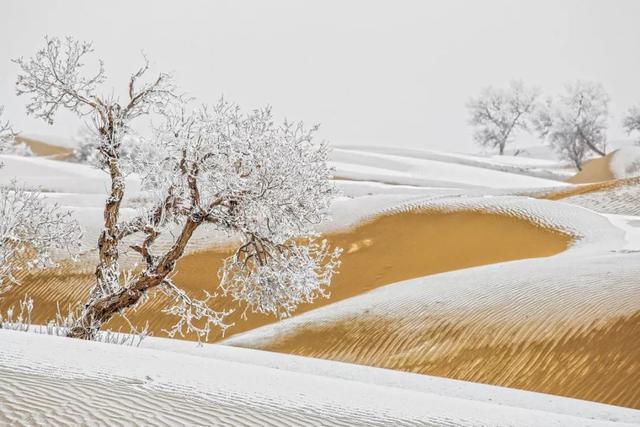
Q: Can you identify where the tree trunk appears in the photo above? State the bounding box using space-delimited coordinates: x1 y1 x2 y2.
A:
578 129 606 157
574 158 583 171
92 138 126 299
68 218 200 339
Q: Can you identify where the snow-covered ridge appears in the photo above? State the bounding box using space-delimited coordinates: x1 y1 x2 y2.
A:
332 146 574 184
331 147 572 189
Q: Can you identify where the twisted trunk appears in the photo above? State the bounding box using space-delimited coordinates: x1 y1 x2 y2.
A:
92 156 125 298
68 218 200 339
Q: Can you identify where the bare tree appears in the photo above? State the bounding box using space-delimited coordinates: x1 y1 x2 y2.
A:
623 105 640 143
467 81 539 155
15 37 341 341
534 81 609 169
0 107 81 295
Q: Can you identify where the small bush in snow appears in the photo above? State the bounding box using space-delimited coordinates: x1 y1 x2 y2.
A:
0 107 81 295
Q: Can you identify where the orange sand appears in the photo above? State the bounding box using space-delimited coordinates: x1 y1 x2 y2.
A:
1 209 570 341
15 136 74 160
258 309 640 409
541 176 640 201
567 153 614 184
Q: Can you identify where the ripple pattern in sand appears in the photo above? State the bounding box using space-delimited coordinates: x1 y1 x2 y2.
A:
224 251 640 409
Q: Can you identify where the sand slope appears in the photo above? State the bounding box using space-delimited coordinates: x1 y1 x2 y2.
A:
0 202 571 341
223 197 640 408
567 147 640 184
15 135 74 160
224 250 640 409
542 177 640 216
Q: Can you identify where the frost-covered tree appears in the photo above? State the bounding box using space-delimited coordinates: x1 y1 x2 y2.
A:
467 81 539 155
72 125 144 169
534 81 610 169
623 105 640 143
15 36 341 341
0 107 81 294
0 107 14 148
0 106 32 157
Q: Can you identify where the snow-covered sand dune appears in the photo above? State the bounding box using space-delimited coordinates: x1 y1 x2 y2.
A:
224 250 640 408
2 195 575 342
0 329 638 427
222 195 640 408
2 143 640 421
331 147 571 189
545 177 640 216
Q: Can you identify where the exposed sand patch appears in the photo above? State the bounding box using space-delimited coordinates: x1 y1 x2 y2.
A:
258 310 640 409
0 208 570 341
225 251 640 409
567 154 613 184
15 135 74 160
542 179 622 201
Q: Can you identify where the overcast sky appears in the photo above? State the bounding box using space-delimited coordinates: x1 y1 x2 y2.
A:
1 0 639 152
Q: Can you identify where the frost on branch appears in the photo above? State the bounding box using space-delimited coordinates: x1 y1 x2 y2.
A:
159 279 233 342
145 101 337 238
220 237 341 319
72 126 151 174
0 182 82 294
14 36 106 124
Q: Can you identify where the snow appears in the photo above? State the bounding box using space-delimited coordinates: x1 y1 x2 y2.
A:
603 214 640 251
0 154 142 195
331 147 571 189
0 329 637 426
609 146 640 179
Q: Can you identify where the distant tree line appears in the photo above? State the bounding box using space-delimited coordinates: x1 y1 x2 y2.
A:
468 80 640 170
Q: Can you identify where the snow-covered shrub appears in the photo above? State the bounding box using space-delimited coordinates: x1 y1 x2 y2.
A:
0 107 82 295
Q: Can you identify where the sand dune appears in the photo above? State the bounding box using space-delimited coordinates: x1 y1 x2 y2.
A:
331 147 569 189
567 147 640 184
224 251 640 409
567 154 614 184
15 135 74 160
0 203 571 341
222 197 640 408
542 177 640 216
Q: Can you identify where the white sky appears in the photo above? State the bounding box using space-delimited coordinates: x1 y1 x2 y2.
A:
1 0 639 152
